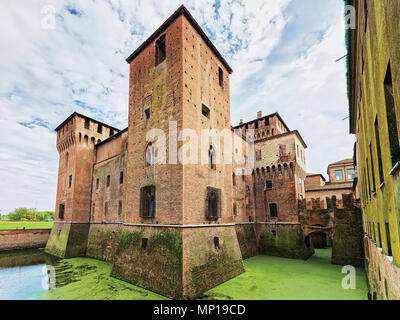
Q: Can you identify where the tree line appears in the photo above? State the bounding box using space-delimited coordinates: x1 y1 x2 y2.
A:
2 208 55 221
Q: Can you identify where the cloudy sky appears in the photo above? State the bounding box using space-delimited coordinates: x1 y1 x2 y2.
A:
0 0 353 214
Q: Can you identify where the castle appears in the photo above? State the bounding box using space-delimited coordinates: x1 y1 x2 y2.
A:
46 5 362 298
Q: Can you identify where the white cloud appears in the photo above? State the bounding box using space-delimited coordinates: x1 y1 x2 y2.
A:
0 0 352 214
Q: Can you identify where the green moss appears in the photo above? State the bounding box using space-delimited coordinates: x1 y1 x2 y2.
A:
201 249 368 300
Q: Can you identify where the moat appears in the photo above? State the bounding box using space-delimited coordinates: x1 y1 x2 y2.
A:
0 249 368 300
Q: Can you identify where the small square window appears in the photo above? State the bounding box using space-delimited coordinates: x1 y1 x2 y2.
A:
266 180 273 190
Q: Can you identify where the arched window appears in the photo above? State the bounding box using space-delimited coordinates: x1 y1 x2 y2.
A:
208 146 216 170
146 143 155 167
206 187 221 220
140 186 156 218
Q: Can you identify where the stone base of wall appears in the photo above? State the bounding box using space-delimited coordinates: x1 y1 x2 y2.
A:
0 229 50 251
45 222 90 258
235 224 258 259
364 236 400 300
85 223 244 299
182 226 244 298
257 223 313 260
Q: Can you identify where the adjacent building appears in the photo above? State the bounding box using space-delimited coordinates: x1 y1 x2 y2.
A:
347 0 400 299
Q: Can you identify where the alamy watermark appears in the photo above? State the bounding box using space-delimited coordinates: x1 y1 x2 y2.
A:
341 265 356 290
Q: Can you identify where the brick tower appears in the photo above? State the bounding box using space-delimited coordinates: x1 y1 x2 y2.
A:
118 5 244 297
45 113 120 258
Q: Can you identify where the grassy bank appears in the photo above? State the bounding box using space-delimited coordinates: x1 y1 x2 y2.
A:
0 221 53 230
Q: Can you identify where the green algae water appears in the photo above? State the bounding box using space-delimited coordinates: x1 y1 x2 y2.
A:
0 248 368 300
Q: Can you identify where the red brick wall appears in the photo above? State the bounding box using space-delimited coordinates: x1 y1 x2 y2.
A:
0 229 50 251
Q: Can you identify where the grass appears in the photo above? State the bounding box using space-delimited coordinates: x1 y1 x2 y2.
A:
0 221 53 230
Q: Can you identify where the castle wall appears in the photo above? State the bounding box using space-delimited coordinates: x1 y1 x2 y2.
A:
0 229 50 251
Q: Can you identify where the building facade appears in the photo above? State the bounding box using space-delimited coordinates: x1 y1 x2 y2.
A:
45 5 362 299
347 0 400 299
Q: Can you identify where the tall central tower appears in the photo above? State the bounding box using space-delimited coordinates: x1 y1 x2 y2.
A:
123 5 244 297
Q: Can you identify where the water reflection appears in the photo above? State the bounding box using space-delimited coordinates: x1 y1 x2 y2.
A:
0 249 59 300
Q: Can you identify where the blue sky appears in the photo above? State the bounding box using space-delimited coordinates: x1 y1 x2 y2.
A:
0 0 353 214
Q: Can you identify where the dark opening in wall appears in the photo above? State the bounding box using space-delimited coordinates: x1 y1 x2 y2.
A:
369 143 376 192
218 67 224 88
208 146 216 170
374 117 384 184
206 187 221 220
68 175 72 188
272 230 276 237
385 223 392 256
140 186 156 218
120 171 124 184
233 203 237 216
214 237 220 249
144 108 151 120
98 124 102 134
232 173 236 186
96 178 99 190
118 200 122 216
59 204 65 220
155 34 166 66
141 238 148 250
110 128 114 137
385 279 389 298
269 203 278 218
266 180 273 190
202 104 210 119
104 202 108 216
377 222 382 248
248 216 253 222
84 119 90 129
256 150 262 161
107 175 111 187
384 62 400 169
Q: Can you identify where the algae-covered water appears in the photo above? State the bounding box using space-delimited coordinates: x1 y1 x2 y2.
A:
0 248 368 300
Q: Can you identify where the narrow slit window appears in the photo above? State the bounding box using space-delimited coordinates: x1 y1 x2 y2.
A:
97 124 102 134
118 200 123 216
107 175 111 187
120 171 124 185
385 223 392 256
59 204 65 220
218 67 223 88
206 187 221 220
68 175 73 188
141 238 148 250
214 237 220 249
375 117 384 184
155 35 166 66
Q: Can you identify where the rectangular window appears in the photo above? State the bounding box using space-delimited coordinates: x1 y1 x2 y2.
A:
384 62 400 168
202 104 210 119
369 143 376 192
107 175 110 187
347 169 355 180
84 119 90 129
68 175 72 188
218 67 224 88
120 171 124 185
269 203 278 218
377 222 382 248
375 117 384 184
118 200 122 216
335 170 343 181
256 150 262 161
140 186 156 218
104 202 108 216
59 204 65 220
155 35 166 66
144 108 151 120
266 180 273 190
96 178 99 190
98 124 103 134
214 237 220 249
141 238 148 250
385 223 392 256
206 187 221 220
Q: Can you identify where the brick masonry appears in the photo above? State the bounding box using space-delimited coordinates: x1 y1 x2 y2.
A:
0 229 50 251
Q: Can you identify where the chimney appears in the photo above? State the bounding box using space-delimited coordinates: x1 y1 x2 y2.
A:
257 111 262 119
